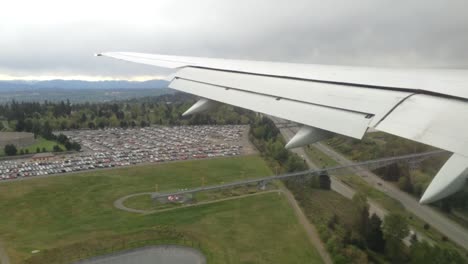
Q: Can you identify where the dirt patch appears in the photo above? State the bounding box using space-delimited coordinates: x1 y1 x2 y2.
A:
0 132 35 148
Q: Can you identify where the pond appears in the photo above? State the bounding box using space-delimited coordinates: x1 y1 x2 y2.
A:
73 245 206 264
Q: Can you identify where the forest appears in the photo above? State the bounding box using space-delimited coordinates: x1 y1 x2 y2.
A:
0 93 252 134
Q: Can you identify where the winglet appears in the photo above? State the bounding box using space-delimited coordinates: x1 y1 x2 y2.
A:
420 153 468 204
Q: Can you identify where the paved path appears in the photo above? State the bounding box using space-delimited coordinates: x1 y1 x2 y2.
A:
0 241 10 264
114 190 280 215
315 142 468 251
114 192 155 214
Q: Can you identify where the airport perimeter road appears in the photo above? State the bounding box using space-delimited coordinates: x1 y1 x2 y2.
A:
314 142 468 251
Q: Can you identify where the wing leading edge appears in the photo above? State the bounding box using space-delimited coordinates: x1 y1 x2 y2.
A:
97 52 468 204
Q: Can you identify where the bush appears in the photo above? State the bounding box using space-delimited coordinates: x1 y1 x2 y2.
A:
4 144 17 156
52 145 62 152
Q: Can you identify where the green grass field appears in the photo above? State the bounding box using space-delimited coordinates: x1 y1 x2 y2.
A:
0 155 323 264
20 137 65 154
305 145 339 168
0 137 64 156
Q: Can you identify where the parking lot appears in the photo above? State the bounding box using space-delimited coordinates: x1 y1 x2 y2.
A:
0 125 253 180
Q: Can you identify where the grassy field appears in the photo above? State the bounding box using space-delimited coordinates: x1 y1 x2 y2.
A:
0 155 323 263
305 145 339 168
0 137 64 156
20 137 65 154
293 188 359 229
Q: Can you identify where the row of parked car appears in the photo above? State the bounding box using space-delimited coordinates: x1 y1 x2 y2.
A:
1 125 247 180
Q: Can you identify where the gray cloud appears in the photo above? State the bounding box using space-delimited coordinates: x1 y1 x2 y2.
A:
1 0 468 79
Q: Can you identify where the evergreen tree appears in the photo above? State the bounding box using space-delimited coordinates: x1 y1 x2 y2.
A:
4 144 17 156
382 213 409 263
366 214 385 253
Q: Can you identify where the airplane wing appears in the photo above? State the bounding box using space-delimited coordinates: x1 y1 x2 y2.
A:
97 52 468 204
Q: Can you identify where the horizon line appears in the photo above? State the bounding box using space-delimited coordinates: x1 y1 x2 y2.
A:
0 74 167 82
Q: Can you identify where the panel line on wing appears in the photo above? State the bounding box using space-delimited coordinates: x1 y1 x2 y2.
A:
174 77 374 117
189 66 468 102
372 93 417 127
170 78 372 139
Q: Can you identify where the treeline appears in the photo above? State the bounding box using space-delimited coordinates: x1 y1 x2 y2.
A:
249 116 307 173
1 93 253 135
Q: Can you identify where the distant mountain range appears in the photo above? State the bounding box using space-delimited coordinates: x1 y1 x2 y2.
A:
0 79 169 90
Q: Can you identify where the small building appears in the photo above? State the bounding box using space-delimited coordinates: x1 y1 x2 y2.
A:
31 153 55 161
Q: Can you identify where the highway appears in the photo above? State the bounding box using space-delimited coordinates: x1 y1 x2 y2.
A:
273 116 468 250
271 116 433 246
314 142 468 251
273 121 388 218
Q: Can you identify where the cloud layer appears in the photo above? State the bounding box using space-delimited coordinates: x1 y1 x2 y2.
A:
1 0 467 79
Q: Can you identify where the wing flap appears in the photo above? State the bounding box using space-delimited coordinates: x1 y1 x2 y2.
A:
376 94 468 157
170 78 372 138
174 67 412 127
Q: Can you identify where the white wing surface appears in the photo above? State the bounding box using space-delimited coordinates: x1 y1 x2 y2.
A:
97 52 468 204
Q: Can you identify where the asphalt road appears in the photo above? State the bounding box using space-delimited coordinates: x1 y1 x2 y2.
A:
314 142 468 251
272 117 427 246
275 123 387 218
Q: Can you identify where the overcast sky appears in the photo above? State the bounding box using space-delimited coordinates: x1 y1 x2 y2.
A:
1 0 467 80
